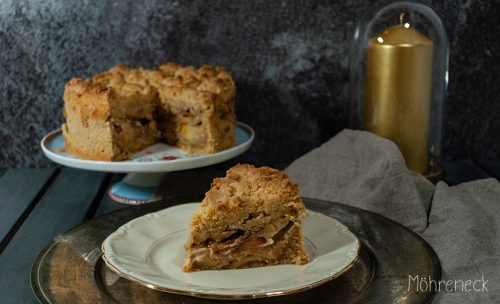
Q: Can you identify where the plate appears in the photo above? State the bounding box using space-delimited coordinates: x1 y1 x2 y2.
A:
32 197 441 303
101 203 360 299
40 122 254 173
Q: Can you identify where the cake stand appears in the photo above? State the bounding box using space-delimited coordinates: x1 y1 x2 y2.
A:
41 122 254 204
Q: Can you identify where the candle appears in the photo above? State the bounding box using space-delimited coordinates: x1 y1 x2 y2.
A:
365 17 433 174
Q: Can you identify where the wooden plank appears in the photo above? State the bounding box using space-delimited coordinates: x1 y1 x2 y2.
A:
0 167 107 303
0 168 57 252
154 167 224 200
475 160 500 180
82 173 113 221
443 159 491 186
93 173 129 217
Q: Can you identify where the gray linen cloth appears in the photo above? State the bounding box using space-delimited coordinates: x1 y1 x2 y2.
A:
285 129 500 303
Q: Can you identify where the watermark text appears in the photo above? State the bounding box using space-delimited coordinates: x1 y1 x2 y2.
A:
408 275 488 292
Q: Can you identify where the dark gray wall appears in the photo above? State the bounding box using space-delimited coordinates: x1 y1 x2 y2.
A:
1 0 499 174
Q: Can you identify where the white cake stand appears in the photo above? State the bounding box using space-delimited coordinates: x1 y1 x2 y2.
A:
41 122 254 204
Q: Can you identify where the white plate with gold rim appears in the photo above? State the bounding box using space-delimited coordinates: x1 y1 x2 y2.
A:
101 202 360 299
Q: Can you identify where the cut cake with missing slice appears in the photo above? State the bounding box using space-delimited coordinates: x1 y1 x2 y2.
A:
61 62 236 161
183 164 309 272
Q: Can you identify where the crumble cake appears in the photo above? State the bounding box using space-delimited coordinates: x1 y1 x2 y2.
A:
62 63 236 161
62 64 159 161
183 164 309 272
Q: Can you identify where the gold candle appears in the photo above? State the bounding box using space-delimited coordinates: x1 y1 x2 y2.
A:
365 17 433 174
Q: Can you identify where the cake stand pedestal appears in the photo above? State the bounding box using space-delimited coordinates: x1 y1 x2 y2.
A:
108 173 165 205
41 122 254 205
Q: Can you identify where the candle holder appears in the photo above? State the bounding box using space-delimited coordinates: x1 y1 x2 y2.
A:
349 2 448 181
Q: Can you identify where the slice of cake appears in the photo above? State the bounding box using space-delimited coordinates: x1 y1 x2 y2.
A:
155 63 236 154
183 164 309 272
62 64 159 161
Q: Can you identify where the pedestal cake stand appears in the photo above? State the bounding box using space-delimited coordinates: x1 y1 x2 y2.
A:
41 122 254 204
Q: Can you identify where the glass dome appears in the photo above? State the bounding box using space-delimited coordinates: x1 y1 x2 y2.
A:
349 1 448 180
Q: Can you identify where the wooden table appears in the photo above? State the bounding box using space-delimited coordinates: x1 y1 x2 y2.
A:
0 160 498 303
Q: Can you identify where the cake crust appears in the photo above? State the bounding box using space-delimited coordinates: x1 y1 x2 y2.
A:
184 164 309 272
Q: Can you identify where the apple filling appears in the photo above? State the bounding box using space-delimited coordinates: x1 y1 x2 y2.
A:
185 219 298 270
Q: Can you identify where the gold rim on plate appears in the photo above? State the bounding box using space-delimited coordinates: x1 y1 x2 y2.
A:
101 240 361 300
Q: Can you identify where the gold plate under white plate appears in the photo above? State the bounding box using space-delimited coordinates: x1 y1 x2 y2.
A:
101 203 360 300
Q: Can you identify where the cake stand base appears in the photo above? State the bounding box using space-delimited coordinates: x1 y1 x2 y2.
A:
108 173 165 205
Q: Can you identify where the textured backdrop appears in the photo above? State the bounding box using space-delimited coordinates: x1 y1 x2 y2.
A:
1 0 499 174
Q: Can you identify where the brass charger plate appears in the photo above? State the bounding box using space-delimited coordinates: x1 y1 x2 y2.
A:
31 197 441 303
